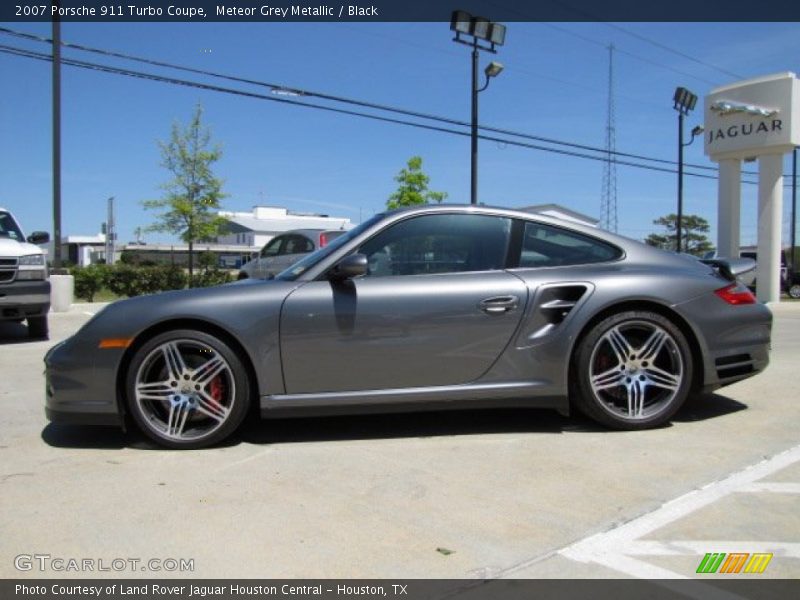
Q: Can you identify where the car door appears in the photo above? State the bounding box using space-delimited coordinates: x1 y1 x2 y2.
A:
279 213 528 394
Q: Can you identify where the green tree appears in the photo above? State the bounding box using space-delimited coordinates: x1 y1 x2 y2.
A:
143 104 226 285
387 156 448 210
645 213 714 256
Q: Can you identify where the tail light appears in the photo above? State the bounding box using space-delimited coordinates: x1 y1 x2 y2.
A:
319 233 328 248
714 282 757 305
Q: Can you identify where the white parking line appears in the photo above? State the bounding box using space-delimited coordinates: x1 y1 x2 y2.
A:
557 443 800 579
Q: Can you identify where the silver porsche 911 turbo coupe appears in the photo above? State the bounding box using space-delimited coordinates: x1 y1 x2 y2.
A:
45 205 772 449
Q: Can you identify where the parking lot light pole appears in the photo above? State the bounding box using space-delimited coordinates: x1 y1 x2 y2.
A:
451 10 506 205
673 87 699 254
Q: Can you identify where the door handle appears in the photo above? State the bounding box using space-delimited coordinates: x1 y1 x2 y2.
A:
479 295 519 315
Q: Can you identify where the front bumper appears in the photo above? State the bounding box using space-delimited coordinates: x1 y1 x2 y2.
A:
0 279 50 320
44 337 125 428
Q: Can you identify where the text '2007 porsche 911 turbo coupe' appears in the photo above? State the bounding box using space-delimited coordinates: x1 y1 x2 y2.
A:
45 205 771 449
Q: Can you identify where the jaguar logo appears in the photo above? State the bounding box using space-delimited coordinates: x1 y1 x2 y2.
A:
710 100 778 117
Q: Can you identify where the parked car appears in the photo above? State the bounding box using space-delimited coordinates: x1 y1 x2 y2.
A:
785 270 800 299
0 207 50 338
45 205 772 449
238 229 348 280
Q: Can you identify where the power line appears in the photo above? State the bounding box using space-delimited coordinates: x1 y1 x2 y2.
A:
0 26 734 175
542 0 746 82
0 42 728 182
538 22 723 88
1 40 790 189
481 2 726 87
601 22 745 82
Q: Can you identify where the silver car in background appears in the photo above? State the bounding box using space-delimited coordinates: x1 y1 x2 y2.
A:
238 228 347 280
45 205 771 449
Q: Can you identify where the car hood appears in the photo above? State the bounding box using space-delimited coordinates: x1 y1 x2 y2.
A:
78 278 300 341
0 238 43 257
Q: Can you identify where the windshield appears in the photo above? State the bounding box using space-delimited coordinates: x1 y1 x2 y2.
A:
0 211 24 241
276 214 384 281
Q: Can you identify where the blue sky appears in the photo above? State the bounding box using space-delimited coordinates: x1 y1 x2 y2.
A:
1 19 799 247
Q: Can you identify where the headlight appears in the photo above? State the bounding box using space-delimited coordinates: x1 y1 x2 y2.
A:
19 254 45 266
16 270 45 280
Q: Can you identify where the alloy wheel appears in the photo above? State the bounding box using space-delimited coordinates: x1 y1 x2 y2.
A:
134 338 236 443
588 320 684 421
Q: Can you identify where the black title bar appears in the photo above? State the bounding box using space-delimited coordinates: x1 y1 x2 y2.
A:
3 0 800 22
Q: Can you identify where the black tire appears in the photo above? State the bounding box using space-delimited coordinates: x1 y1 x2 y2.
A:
789 284 800 300
237 272 248 280
125 329 251 449
27 315 49 339
572 310 692 430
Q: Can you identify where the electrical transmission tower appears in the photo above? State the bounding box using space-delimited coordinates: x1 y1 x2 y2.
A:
600 44 618 232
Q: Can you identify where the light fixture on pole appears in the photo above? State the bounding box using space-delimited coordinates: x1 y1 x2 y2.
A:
673 86 699 253
450 10 506 205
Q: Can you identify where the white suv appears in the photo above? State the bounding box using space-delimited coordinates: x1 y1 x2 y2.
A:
0 207 50 338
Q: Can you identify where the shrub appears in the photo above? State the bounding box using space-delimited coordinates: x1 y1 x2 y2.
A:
195 269 232 288
70 264 108 302
105 264 141 297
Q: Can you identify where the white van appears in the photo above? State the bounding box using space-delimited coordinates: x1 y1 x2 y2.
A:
0 207 50 338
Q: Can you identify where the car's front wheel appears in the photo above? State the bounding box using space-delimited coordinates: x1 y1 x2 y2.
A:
572 311 692 430
126 329 250 449
789 283 800 300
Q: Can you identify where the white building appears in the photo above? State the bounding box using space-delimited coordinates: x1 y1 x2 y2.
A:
217 206 352 249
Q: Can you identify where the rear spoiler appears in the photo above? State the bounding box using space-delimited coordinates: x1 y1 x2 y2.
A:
699 257 756 282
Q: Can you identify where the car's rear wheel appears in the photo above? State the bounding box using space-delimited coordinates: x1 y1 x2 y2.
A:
573 311 692 430
126 329 250 449
28 316 49 339
789 283 800 299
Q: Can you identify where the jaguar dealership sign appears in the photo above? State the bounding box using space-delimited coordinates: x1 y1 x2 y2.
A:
703 72 798 304
704 72 799 160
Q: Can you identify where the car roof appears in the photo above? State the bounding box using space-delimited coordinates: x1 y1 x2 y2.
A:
378 202 626 240
275 228 347 237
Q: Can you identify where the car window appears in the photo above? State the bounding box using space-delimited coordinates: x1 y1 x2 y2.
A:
358 213 512 277
284 235 314 255
260 236 285 258
517 221 621 268
0 211 23 241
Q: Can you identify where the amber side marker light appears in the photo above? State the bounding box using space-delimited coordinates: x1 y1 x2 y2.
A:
98 338 134 349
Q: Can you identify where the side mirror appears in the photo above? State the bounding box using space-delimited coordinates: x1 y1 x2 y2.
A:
330 253 367 280
27 231 50 244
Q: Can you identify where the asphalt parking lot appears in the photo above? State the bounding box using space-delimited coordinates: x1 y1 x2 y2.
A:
0 302 798 580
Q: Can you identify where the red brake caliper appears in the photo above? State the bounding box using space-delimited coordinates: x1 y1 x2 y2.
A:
208 376 225 407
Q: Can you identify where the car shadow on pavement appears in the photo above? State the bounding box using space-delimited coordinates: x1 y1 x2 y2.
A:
41 423 149 450
237 408 595 446
673 393 748 423
40 409 583 450
39 395 748 450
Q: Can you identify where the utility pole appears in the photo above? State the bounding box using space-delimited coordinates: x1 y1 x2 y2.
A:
52 5 62 270
105 196 116 265
792 148 797 270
